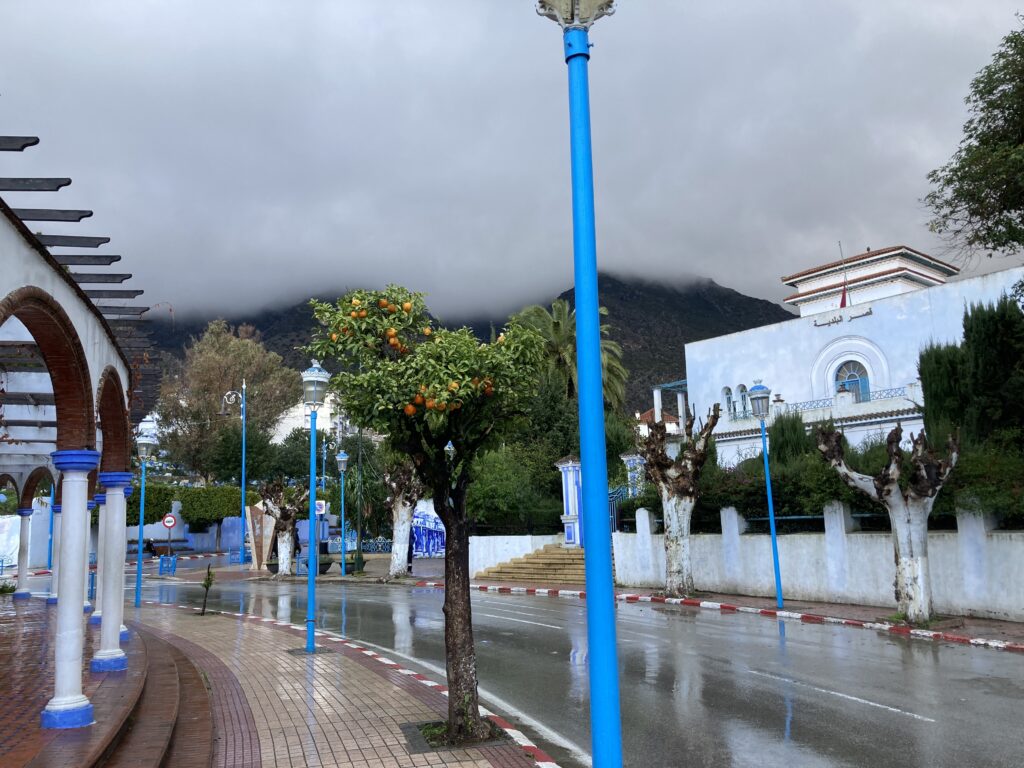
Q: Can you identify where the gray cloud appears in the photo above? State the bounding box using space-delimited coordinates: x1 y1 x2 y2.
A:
3 0 1022 321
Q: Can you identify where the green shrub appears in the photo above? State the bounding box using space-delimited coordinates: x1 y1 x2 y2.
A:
126 484 260 527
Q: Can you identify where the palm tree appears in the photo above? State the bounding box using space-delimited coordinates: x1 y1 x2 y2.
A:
518 299 628 412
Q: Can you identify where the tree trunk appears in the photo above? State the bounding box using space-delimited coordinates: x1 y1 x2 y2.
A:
439 487 489 742
277 528 294 577
388 501 414 579
662 491 695 597
888 495 934 624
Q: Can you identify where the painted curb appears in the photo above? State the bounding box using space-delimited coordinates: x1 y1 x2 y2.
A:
143 600 562 768
17 552 228 578
414 580 1024 655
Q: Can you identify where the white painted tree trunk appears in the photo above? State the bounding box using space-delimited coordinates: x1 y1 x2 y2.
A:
277 529 294 576
888 495 935 624
388 501 414 579
662 491 695 597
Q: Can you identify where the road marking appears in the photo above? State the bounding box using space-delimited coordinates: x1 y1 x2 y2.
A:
748 670 936 722
477 613 563 630
475 603 567 620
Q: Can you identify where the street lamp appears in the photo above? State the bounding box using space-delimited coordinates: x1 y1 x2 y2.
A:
301 360 330 653
134 432 159 608
538 3 622 767
221 381 248 564
749 380 784 609
335 450 348 576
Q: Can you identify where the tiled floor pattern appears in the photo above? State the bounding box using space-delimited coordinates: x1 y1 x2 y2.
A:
136 605 536 768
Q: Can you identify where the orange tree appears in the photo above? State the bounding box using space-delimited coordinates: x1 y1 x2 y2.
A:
308 286 543 742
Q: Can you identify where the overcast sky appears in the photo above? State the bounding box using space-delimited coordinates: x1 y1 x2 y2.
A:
3 1 1022 321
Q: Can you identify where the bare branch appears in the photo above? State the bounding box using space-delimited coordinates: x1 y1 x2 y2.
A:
816 426 879 499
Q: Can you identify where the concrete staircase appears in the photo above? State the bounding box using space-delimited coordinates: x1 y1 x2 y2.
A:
477 544 606 585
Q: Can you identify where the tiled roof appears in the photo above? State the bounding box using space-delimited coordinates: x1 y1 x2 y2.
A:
637 408 679 424
783 266 945 303
781 245 958 286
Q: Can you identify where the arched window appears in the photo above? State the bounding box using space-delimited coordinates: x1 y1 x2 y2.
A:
722 387 735 416
737 384 749 415
835 360 870 403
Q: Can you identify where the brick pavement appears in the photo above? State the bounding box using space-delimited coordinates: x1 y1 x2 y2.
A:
135 604 540 768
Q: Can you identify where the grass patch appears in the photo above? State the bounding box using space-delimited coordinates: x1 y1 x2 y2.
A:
417 719 506 749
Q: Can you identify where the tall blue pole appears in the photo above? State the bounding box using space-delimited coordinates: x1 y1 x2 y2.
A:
339 469 346 577
240 381 248 563
759 419 784 609
306 410 318 653
134 458 146 607
562 25 623 768
47 484 55 570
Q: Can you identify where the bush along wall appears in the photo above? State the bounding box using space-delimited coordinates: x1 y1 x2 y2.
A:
126 484 260 529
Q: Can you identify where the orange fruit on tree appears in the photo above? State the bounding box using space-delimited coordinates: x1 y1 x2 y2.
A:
378 298 389 308
387 304 398 314
423 327 432 336
388 337 400 347
386 328 397 337
484 387 494 397
448 381 459 392
358 309 367 318
425 399 436 410
436 402 447 411
403 403 417 417
350 310 358 318
402 302 412 312
330 332 338 341
414 394 424 405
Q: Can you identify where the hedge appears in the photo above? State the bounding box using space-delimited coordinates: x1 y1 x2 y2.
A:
126 484 260 528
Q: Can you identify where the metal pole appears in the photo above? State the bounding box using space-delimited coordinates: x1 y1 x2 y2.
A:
47 484 55 570
340 469 346 577
760 418 784 609
306 410 318 653
134 458 146 608
240 380 247 563
562 25 623 768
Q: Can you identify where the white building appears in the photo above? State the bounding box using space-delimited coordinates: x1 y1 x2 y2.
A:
682 246 1024 465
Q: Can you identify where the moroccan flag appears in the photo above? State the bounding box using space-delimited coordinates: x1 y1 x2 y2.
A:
839 281 848 308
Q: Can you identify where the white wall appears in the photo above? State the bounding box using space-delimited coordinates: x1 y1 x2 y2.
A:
469 534 562 579
613 505 1024 622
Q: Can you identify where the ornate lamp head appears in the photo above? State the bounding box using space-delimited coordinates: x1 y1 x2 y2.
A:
537 0 615 28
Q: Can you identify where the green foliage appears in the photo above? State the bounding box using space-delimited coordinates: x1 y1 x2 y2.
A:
0 486 17 516
517 299 629 412
207 425 279 483
925 19 1024 255
466 445 562 533
126 484 259 527
156 319 301 480
766 412 815 466
919 343 964 446
0 581 15 594
933 443 1024 522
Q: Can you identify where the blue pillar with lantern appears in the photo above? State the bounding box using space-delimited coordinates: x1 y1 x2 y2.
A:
301 360 331 653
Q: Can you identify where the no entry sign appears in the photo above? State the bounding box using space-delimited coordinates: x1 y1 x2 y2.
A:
161 514 176 529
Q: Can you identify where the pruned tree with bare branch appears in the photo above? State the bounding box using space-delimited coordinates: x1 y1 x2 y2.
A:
384 455 425 580
260 480 308 579
638 404 721 597
817 424 959 624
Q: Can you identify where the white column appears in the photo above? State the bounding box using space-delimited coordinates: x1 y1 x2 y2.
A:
82 502 94 613
653 388 663 423
92 473 133 671
676 392 686 423
43 449 100 729
88 495 107 625
47 505 62 604
13 507 33 600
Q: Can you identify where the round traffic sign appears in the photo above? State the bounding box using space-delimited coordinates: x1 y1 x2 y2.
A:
161 514 176 529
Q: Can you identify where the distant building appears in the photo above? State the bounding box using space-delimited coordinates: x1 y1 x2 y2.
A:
675 246 1024 465
270 393 383 445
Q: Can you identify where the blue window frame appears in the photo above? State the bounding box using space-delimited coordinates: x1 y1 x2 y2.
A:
835 361 870 403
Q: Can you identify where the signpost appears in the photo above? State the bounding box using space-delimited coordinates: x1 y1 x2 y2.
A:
162 513 175 554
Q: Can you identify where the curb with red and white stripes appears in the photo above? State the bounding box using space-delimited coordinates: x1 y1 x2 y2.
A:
415 580 1024 655
15 551 229 579
143 600 561 768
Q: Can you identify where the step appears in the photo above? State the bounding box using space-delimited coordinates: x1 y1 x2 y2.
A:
163 643 214 768
101 632 180 768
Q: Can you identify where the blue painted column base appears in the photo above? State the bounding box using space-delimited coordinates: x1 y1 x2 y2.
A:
12 591 31 601
90 654 128 673
120 629 131 643
41 702 94 729
83 605 93 614
88 614 102 625
46 596 58 605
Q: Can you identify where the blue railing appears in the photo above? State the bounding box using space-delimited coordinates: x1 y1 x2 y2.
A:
786 398 834 413
727 408 754 421
362 536 392 554
868 387 907 402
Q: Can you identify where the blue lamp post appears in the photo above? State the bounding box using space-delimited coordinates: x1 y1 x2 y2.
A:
221 381 248 563
134 432 159 607
302 360 331 653
538 3 622 766
749 381 784 609
335 451 348 576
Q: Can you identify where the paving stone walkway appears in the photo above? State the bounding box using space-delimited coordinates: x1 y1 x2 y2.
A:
135 604 537 768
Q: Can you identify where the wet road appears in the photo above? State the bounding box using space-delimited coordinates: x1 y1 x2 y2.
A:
140 578 1024 768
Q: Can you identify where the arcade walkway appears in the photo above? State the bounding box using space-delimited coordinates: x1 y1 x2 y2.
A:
0 598 538 768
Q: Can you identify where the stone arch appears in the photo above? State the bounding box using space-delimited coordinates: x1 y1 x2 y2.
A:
96 366 131 472
0 286 95 450
18 465 55 509
809 336 891 400
0 472 17 501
